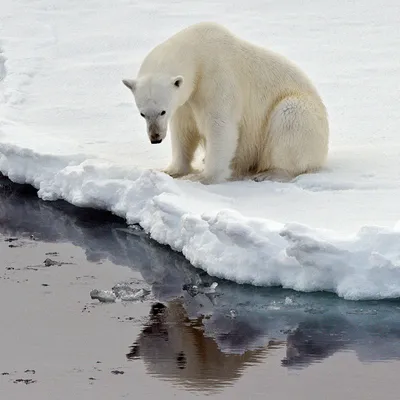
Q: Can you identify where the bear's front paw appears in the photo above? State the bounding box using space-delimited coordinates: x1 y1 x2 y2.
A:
162 165 191 178
180 173 224 185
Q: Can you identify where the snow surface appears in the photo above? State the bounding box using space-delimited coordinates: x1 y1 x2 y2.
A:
1 0 400 300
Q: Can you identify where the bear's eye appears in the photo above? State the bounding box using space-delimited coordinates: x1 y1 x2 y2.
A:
160 111 166 116
140 113 145 118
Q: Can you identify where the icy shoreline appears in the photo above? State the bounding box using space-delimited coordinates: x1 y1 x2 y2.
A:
1 145 400 301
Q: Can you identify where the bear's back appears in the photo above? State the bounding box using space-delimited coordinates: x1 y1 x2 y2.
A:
139 22 322 108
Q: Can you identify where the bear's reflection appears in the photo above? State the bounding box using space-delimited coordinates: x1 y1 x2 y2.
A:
127 300 282 392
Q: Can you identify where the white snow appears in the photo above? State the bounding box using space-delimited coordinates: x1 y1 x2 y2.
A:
1 0 400 300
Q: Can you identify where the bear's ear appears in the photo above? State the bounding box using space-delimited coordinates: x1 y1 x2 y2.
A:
171 76 183 88
122 79 137 92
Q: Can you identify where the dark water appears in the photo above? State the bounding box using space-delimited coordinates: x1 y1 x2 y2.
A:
2 175 400 394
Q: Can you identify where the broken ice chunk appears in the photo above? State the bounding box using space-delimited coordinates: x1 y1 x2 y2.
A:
119 288 150 301
182 282 219 297
90 289 117 303
182 284 199 297
284 297 294 305
90 283 151 303
111 283 134 298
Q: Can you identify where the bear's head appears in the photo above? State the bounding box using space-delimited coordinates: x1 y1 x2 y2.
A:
122 74 184 144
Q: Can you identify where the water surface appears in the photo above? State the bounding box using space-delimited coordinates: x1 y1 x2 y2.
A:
1 175 399 399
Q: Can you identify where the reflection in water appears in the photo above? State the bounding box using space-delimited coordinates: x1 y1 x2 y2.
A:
127 301 278 392
2 175 400 389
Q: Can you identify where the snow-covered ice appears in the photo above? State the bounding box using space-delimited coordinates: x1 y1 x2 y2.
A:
1 0 400 300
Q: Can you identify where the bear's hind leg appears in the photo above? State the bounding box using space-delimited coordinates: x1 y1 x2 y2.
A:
255 95 329 182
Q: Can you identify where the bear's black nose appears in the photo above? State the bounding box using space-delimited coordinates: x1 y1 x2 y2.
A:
150 133 162 144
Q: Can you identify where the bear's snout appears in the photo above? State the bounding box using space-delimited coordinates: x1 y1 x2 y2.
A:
150 134 162 144
148 121 164 144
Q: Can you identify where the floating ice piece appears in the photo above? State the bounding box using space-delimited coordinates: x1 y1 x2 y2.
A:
118 288 150 302
90 282 151 303
229 310 238 319
182 282 219 297
285 297 294 305
90 289 117 303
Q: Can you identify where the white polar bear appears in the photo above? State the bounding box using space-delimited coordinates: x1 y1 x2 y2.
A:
122 22 329 184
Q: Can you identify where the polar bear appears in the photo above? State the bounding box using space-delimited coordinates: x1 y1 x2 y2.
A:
122 22 329 184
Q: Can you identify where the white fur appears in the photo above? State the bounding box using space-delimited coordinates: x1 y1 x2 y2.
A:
123 22 329 184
